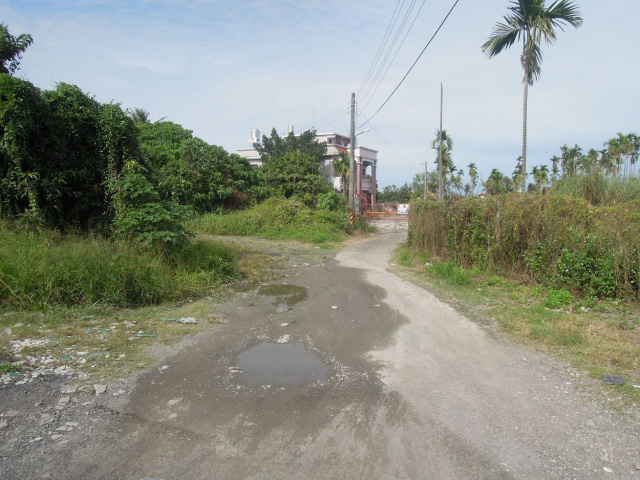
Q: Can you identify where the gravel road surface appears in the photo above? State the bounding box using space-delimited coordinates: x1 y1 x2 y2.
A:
2 223 639 479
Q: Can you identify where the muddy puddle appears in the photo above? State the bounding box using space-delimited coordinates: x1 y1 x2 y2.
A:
234 283 308 313
235 342 328 386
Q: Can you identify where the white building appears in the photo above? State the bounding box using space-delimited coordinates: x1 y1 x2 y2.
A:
237 127 379 204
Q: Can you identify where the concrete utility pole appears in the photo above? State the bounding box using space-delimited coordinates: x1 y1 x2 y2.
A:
349 93 356 209
423 161 427 201
438 83 444 200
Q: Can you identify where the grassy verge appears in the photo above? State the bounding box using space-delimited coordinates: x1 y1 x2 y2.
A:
0 229 278 382
189 197 374 244
394 246 640 405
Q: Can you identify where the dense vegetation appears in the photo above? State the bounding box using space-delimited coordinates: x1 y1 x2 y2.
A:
408 194 640 300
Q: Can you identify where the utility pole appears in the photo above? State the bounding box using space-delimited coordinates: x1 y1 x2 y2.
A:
349 92 356 209
423 161 427 201
438 83 444 200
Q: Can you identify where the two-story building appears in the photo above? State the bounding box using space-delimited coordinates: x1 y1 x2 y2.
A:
237 127 378 205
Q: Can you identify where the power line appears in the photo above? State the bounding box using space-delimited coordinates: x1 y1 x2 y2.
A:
357 0 461 130
359 0 427 115
357 0 404 99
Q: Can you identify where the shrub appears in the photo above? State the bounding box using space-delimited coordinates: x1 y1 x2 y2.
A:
543 289 573 309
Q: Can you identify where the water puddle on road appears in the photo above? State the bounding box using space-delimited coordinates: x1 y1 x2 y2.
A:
257 284 308 313
235 342 328 386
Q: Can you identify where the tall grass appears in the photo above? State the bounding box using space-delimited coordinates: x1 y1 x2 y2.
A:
409 196 640 299
0 225 239 309
190 197 358 243
551 173 640 206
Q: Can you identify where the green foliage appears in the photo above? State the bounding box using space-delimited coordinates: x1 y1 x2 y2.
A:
0 78 139 231
429 262 472 285
255 128 327 163
316 190 346 211
542 289 573 309
137 122 264 211
0 23 33 75
551 173 640 206
397 248 413 267
0 223 239 309
409 196 640 299
261 151 331 203
113 173 192 252
377 183 412 203
192 197 348 243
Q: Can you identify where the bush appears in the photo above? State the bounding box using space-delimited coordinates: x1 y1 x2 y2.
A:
0 223 238 309
191 197 347 243
408 195 640 299
543 289 573 309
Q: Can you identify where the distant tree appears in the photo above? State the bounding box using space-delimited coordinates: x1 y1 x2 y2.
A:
377 183 412 203
467 163 478 196
128 107 151 124
550 155 560 182
560 144 582 177
431 129 454 198
483 168 513 195
0 23 33 75
261 151 331 204
482 0 582 192
255 128 327 163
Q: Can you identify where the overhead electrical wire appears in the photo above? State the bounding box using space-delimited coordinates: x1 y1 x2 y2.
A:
357 0 461 130
357 0 404 99
360 112 425 167
358 0 417 107
358 0 427 115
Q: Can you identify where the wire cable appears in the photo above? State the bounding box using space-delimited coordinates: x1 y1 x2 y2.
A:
359 0 426 115
357 0 461 130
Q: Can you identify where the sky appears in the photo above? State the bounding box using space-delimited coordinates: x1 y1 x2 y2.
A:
2 0 638 189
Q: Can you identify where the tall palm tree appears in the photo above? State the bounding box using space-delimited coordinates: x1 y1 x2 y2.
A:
467 163 478 196
482 0 582 192
332 152 350 200
431 130 454 199
128 107 151 124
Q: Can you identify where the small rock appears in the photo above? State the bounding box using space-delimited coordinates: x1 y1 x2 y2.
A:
0 419 8 430
39 414 54 426
160 365 170 370
602 374 625 385
29 437 43 443
56 426 73 432
57 396 70 405
93 384 107 395
585 419 596 428
331 306 338 310
61 384 78 394
280 323 289 327
50 434 63 440
0 327 11 338
603 467 613 473
277 334 291 344
176 317 197 324
167 398 182 406
635 462 640 470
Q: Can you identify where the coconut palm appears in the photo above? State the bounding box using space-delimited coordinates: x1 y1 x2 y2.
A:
127 107 151 124
550 155 560 182
467 162 478 196
482 0 582 192
332 152 350 200
431 130 453 199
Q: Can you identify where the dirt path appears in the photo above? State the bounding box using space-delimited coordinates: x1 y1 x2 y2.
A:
2 226 639 479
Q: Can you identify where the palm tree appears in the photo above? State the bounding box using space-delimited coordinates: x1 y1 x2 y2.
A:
431 130 453 199
332 152 350 200
482 0 582 192
467 162 478 196
550 155 560 183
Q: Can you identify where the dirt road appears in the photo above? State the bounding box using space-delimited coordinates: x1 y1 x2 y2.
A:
4 224 640 479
